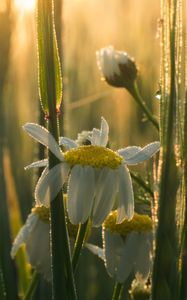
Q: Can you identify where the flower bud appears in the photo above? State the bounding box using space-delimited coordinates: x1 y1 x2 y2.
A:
96 46 137 92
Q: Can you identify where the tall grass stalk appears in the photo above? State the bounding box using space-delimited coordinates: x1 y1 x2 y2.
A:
37 0 76 299
152 1 180 299
180 2 187 297
0 4 19 300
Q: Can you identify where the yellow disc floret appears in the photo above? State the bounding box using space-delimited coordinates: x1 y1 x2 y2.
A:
64 145 123 169
104 211 152 236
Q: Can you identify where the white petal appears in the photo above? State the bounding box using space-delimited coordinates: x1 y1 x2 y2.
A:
124 142 160 165
86 243 105 261
67 165 95 224
99 117 109 147
92 168 118 227
116 232 139 283
118 146 142 160
104 229 125 280
26 219 51 281
59 137 77 149
23 123 63 161
11 213 38 258
91 128 101 146
25 159 48 170
135 233 152 281
35 163 69 206
117 165 134 223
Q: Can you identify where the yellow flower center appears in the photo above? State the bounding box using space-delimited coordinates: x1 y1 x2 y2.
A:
64 145 123 169
32 202 91 241
104 211 152 236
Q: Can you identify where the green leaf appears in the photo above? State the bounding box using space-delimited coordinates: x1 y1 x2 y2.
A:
37 0 62 114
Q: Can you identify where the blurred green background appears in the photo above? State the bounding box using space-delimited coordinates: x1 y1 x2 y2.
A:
0 0 159 299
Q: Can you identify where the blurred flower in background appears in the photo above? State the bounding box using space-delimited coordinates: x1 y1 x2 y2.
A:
96 46 137 93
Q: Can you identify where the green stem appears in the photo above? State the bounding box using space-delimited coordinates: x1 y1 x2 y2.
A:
72 219 89 272
180 96 187 298
130 83 159 131
112 283 123 300
24 272 40 300
37 1 76 299
130 171 154 197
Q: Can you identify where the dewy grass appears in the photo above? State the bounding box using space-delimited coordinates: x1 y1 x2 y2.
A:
152 1 181 299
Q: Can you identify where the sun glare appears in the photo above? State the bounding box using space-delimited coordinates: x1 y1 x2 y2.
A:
14 0 35 12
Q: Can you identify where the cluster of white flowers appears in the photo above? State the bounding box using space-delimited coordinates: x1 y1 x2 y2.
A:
11 46 160 287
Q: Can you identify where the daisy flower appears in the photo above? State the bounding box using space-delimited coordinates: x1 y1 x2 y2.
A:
11 204 79 281
87 211 153 284
11 206 51 281
23 117 160 227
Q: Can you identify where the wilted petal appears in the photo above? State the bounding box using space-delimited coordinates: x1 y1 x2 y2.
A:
86 243 105 261
59 137 77 149
117 165 134 223
23 123 63 161
92 168 118 227
11 213 38 258
124 142 160 165
35 163 69 206
67 165 95 224
25 159 48 170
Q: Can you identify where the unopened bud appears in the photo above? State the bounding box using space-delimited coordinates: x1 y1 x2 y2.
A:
96 46 137 92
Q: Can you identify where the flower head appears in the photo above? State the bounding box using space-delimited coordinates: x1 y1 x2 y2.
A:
103 211 152 283
23 118 160 227
96 46 137 91
11 206 51 281
11 203 79 281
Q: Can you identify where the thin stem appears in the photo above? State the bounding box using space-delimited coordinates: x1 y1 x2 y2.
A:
112 283 123 300
130 171 154 197
24 272 40 300
72 219 89 272
130 83 159 131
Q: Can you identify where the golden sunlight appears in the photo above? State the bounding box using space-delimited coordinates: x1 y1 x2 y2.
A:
14 0 35 12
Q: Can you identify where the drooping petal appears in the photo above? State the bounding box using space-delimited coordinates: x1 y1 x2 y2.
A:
135 233 152 281
117 165 134 223
124 142 160 165
67 165 95 224
11 213 38 258
23 123 63 161
116 232 139 283
35 163 69 206
92 168 118 227
86 243 105 261
104 229 125 280
118 146 142 160
26 219 51 281
99 117 109 147
25 159 48 170
59 137 77 149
